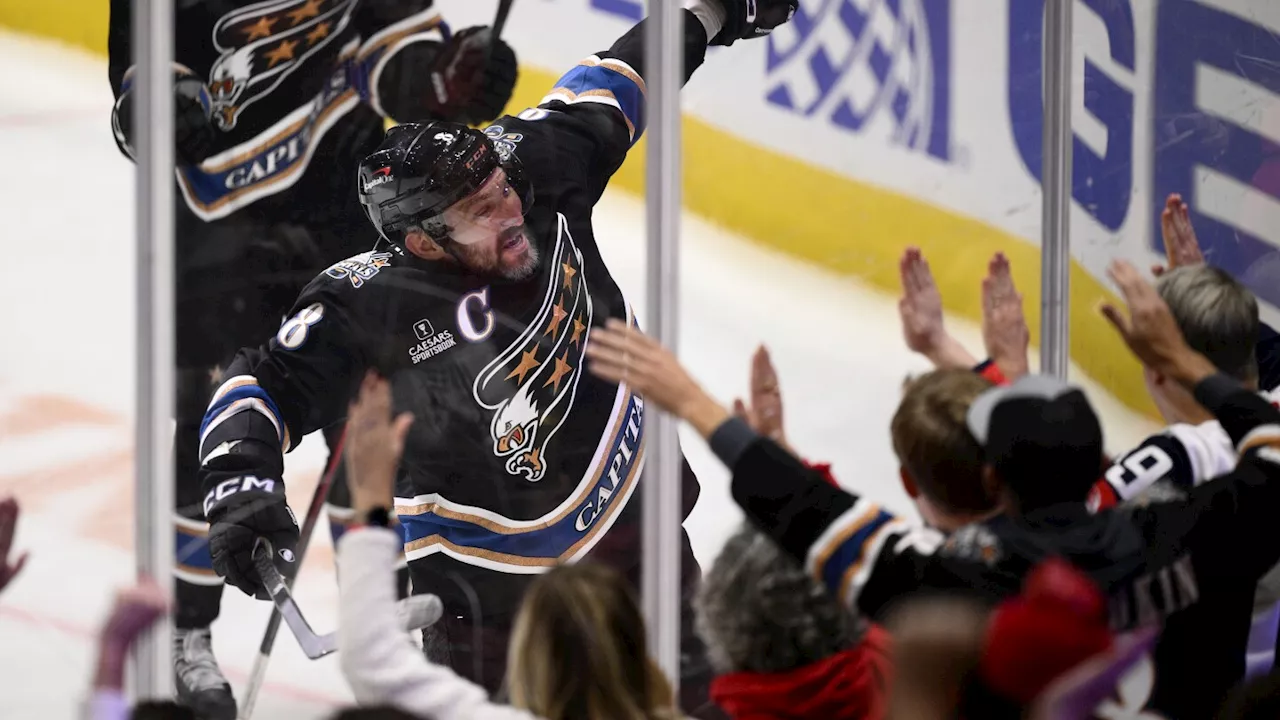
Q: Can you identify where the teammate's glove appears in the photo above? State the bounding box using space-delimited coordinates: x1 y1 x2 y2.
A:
202 472 300 600
422 26 518 126
111 63 217 167
711 0 799 46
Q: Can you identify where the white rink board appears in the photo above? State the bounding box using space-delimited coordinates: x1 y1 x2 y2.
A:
438 0 1280 320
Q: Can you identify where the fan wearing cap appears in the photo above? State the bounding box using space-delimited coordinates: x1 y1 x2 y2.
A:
192 1 797 714
583 259 1280 718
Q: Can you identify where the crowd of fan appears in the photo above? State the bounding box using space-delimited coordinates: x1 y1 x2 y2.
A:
5 192 1280 719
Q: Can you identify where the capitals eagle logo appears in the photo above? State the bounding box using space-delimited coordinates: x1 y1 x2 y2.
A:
472 215 593 482
208 0 358 130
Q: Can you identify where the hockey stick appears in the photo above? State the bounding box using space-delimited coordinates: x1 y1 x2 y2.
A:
251 537 338 660
248 537 445 662
492 0 515 43
238 428 346 720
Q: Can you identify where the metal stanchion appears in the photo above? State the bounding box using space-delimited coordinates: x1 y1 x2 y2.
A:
641 0 684 687
130 0 176 702
1041 0 1073 378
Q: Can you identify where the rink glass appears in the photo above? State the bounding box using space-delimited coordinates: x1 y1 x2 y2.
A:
0 0 1278 716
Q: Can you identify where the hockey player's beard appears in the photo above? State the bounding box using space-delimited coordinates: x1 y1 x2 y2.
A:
452 225 540 281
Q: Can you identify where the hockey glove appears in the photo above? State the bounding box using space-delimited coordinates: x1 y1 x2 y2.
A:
423 26 518 126
203 471 300 600
712 0 799 46
111 63 217 167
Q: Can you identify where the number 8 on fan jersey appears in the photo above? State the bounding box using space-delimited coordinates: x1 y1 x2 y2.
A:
277 303 325 350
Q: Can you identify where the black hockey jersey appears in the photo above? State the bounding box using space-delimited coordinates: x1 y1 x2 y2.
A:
1089 386 1280 510
197 13 713 600
720 375 1280 718
107 0 450 222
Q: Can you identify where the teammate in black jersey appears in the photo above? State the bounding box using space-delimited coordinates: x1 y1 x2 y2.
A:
194 1 797 715
107 1 516 716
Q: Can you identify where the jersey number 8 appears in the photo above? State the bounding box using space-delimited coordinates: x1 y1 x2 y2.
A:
277 303 325 350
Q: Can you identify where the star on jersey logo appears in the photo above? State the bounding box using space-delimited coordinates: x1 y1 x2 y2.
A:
206 0 358 130
471 215 594 482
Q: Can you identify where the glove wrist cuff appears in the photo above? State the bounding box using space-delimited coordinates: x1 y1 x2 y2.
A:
683 0 728 43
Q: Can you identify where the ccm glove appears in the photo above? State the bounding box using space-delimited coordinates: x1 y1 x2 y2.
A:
712 0 799 46
423 26 518 125
111 63 217 167
202 470 299 600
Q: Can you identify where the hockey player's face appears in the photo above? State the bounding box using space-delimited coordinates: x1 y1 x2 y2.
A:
442 168 537 280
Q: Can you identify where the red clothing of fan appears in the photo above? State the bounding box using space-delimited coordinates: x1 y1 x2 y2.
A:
709 624 892 720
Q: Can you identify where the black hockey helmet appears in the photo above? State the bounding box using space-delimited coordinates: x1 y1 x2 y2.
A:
357 121 533 245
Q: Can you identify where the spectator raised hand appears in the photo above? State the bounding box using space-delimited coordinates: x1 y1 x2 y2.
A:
95 577 171 691
0 496 28 594
84 576 175 719
344 372 415 515
898 247 978 370
585 319 730 438
1099 260 1216 385
981 253 1030 381
733 345 791 451
1154 193 1205 277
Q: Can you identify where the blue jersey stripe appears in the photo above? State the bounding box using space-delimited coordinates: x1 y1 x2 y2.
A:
551 63 647 143
199 383 287 442
818 508 895 597
175 525 213 572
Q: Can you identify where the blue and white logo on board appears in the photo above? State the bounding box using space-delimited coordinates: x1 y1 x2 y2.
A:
762 0 952 162
1152 0 1280 309
1008 0 1136 233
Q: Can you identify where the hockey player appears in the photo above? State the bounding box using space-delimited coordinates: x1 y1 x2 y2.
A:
194 1 798 715
107 1 517 716
584 259 1280 717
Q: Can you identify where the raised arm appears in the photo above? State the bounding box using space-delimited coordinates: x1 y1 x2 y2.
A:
334 373 538 719
350 0 517 127
1100 259 1280 584
518 1 795 200
583 319 957 621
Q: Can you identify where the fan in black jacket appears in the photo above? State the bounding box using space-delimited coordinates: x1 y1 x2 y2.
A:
107 1 516 716
585 260 1280 718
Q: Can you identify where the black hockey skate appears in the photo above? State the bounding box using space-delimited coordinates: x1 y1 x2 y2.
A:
173 627 237 720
